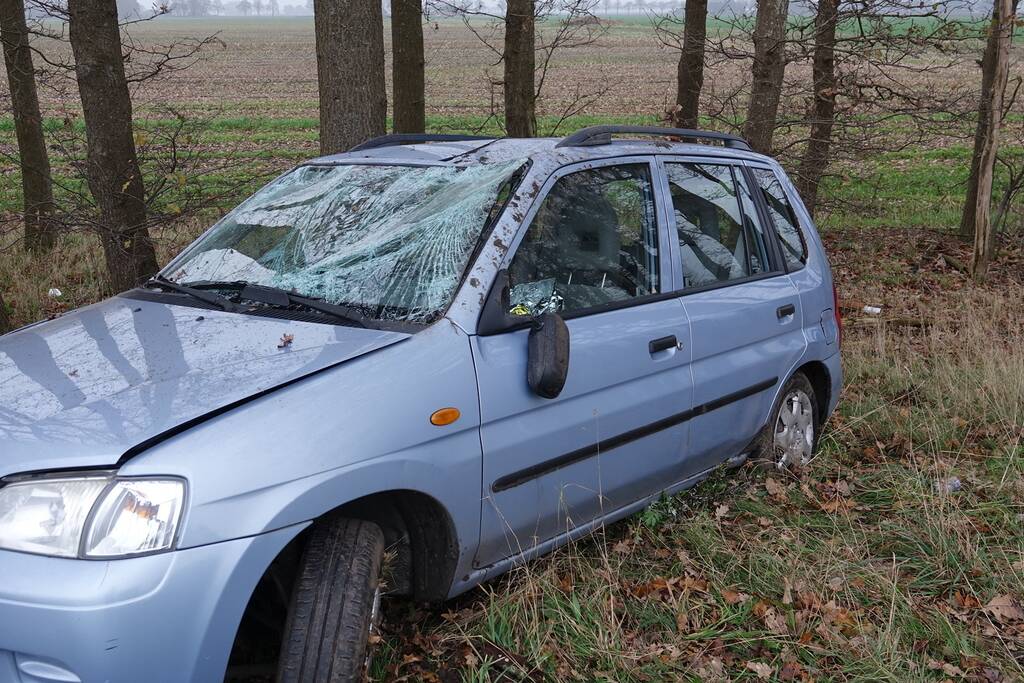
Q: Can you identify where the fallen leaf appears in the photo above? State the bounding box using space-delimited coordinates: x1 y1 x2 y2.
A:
926 658 966 677
765 477 788 499
820 497 854 513
984 594 1024 622
277 333 295 349
721 588 750 605
746 661 773 679
779 660 805 681
612 538 633 554
763 608 789 635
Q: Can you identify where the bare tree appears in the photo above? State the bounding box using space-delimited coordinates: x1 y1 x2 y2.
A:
392 0 425 133
960 0 1021 242
68 0 158 293
964 0 1015 280
314 0 387 153
673 0 708 129
794 0 837 215
1 0 56 252
504 0 535 136
743 0 789 154
430 0 601 135
0 291 9 334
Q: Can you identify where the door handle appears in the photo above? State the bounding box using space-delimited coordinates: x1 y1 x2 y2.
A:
777 304 796 319
649 335 678 354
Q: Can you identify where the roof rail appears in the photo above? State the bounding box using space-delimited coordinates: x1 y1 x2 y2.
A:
349 133 495 152
555 125 751 151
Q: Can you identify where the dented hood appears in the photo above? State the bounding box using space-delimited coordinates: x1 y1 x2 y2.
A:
0 297 408 478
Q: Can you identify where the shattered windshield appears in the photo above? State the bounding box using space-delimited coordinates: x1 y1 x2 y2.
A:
163 160 525 324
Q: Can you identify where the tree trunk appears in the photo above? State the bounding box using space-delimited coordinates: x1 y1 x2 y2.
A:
391 0 425 134
1 0 56 252
965 0 1013 281
0 291 10 334
504 0 536 137
68 0 158 293
315 0 386 153
960 0 1020 241
743 0 789 154
794 0 837 216
673 0 708 129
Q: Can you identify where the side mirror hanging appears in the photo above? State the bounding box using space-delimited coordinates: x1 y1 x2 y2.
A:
527 313 570 399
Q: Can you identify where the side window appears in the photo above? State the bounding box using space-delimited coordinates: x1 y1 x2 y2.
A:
507 164 660 316
735 169 772 274
753 168 807 270
665 163 764 289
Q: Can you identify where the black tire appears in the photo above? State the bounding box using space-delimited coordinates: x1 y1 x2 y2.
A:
277 518 385 683
752 372 820 472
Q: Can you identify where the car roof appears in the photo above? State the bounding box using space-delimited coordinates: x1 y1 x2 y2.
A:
302 130 773 169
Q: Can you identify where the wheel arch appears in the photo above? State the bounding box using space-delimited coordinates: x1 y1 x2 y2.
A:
225 489 459 675
793 359 831 422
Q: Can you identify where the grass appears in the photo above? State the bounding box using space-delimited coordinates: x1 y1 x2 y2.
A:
367 274 1024 681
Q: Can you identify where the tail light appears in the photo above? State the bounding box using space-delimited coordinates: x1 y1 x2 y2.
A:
833 283 842 347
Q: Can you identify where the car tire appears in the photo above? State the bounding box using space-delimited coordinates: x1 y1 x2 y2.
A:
277 517 385 683
753 371 819 472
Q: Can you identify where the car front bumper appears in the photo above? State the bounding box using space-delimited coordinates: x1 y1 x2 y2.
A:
0 523 305 683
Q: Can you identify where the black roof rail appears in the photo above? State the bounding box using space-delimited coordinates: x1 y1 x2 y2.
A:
555 125 751 151
349 133 495 152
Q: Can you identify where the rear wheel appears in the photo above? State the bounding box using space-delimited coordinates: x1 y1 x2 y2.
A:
755 372 819 471
277 518 385 683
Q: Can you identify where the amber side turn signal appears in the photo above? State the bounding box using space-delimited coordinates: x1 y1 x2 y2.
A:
430 407 460 426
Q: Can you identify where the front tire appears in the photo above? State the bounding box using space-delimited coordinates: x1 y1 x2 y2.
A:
277 518 385 683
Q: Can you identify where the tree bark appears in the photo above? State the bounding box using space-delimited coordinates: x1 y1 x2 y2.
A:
1 0 56 252
794 0 837 216
0 291 10 334
673 0 708 129
960 0 1020 241
504 0 536 137
68 0 158 293
391 0 425 134
743 0 789 154
965 0 1013 281
315 0 386 153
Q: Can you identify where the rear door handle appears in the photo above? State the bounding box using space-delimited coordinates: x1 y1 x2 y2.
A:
649 335 678 354
777 304 796 319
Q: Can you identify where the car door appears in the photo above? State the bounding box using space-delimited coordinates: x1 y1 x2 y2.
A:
658 158 808 475
471 158 695 568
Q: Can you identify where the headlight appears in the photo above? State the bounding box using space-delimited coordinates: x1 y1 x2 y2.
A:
0 475 185 559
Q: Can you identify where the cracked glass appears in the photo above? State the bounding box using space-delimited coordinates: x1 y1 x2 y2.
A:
165 161 525 323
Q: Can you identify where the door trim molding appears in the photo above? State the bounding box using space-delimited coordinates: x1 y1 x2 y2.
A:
491 376 778 492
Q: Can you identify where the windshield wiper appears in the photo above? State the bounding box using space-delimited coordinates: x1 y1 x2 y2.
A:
143 275 238 312
183 281 369 328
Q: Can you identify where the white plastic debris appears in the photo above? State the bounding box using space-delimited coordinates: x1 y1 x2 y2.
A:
934 477 962 494
47 288 63 299
862 305 882 315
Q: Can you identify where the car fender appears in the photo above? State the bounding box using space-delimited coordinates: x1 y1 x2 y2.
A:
118 319 482 586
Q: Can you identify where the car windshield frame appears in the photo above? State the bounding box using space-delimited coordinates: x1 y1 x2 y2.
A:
160 159 527 327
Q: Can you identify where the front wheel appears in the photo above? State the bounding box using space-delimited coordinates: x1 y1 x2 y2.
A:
277 518 385 683
754 372 819 471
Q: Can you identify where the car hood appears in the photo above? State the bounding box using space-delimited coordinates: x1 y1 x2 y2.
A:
0 296 409 478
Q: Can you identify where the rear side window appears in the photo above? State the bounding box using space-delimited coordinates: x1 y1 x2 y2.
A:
753 168 807 271
507 164 660 316
665 163 767 289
